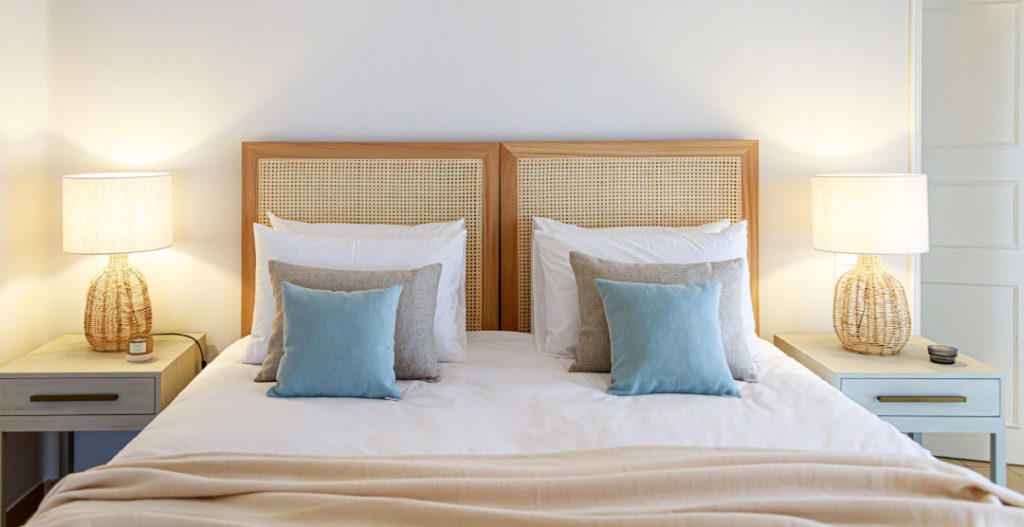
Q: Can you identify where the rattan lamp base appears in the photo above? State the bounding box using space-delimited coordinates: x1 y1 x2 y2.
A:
832 255 911 355
84 254 153 351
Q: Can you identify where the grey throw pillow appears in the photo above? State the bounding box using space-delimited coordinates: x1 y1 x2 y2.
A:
569 252 756 382
255 260 442 382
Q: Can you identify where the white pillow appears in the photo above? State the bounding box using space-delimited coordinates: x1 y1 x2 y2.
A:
269 212 465 238
533 217 731 236
530 218 735 358
532 221 759 361
243 225 468 364
269 213 468 360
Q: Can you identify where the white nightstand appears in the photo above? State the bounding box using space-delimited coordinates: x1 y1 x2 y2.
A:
0 334 203 525
774 333 1005 486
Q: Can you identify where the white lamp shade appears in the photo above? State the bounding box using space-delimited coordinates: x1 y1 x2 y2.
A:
811 173 929 255
63 172 173 254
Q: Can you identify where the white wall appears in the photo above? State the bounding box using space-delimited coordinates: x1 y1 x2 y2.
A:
43 0 916 352
0 0 52 510
12 0 917 484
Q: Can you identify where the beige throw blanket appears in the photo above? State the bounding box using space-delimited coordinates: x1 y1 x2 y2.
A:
29 447 1024 526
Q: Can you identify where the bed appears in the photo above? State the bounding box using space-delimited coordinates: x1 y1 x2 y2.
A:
114 332 925 460
28 141 1024 526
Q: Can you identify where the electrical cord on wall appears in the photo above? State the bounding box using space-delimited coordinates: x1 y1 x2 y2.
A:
151 332 207 368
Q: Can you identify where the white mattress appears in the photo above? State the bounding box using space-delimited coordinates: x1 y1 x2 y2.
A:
116 331 928 461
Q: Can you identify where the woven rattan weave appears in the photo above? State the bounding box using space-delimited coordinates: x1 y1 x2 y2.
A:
84 254 153 351
832 255 911 355
514 156 744 332
257 158 485 330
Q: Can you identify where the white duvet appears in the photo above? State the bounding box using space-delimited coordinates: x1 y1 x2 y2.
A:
116 331 928 461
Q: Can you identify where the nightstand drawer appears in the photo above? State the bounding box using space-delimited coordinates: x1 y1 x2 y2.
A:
0 377 156 416
841 378 1000 417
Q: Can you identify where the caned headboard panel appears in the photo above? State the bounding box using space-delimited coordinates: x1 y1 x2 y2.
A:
499 141 759 332
242 142 500 336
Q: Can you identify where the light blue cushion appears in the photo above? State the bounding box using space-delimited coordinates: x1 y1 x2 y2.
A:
594 279 740 398
268 281 403 399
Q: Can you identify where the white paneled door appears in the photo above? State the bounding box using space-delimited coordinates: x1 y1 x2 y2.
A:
921 0 1024 464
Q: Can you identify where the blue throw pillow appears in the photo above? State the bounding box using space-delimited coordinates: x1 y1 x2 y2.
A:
268 281 403 399
594 279 740 398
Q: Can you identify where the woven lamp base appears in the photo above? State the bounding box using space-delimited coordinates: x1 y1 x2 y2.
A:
833 255 911 355
84 254 153 352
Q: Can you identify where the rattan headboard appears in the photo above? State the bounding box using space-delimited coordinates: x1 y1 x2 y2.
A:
241 142 500 335
241 140 758 337
499 141 759 332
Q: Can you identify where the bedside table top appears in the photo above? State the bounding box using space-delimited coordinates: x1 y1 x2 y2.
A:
774 334 1001 378
0 334 205 377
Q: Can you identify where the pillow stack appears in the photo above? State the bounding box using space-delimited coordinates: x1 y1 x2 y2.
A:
255 260 442 382
571 253 755 382
531 218 757 397
246 214 468 399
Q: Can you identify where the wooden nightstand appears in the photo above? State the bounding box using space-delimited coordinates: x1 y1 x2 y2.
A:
774 334 1005 485
0 333 203 524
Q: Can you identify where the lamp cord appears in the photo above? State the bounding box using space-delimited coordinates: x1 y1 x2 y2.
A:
151 332 207 368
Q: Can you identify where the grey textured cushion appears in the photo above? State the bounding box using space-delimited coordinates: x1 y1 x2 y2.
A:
255 260 441 382
569 252 756 381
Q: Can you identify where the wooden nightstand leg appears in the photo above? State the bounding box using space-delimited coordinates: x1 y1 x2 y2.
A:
1 431 6 527
58 432 75 477
990 431 1006 486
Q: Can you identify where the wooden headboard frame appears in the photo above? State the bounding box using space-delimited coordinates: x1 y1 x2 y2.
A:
499 140 759 332
242 142 501 335
241 140 757 336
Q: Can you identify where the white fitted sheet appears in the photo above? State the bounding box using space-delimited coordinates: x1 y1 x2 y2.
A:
116 331 928 461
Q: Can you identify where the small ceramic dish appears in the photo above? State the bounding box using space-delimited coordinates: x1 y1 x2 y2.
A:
928 344 958 365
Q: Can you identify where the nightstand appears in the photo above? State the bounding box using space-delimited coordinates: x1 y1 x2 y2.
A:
0 333 203 525
774 334 1005 486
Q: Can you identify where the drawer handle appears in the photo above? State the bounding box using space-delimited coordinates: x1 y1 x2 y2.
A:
877 395 967 403
30 394 120 402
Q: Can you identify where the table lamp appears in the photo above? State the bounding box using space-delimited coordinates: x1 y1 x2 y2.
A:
62 172 172 351
811 173 929 355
